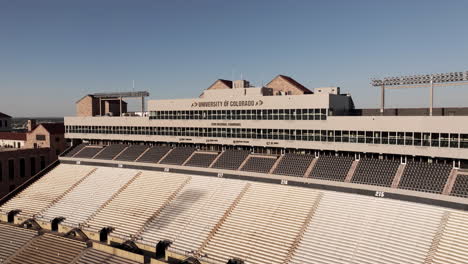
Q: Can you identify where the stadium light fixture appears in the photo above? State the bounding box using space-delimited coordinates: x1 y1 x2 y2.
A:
371 71 468 116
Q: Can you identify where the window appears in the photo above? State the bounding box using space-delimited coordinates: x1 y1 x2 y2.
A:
40 156 46 170
30 157 36 176
8 159 14 180
19 158 25 178
36 135 46 141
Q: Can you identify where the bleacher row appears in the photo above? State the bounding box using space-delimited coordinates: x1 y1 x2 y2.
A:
1 164 467 264
0 223 142 264
64 144 461 196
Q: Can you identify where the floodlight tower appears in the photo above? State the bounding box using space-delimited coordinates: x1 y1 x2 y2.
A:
371 71 468 116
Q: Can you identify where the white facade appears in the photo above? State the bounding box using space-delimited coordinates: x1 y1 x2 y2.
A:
64 89 468 160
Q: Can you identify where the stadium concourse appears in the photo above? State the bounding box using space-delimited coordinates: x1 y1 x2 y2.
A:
0 162 467 264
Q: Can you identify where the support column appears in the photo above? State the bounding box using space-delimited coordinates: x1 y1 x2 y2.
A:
99 98 102 116
380 85 385 115
430 79 434 116
119 97 122 116
141 96 145 115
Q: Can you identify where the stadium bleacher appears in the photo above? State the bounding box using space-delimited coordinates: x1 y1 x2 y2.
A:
159 147 195 165
0 164 467 264
136 145 171 163
241 156 278 173
0 164 96 220
289 192 447 264
5 233 86 264
64 143 86 157
36 167 138 228
351 158 400 187
73 146 105 159
114 144 149 161
0 224 38 262
450 174 468 198
398 162 452 193
93 144 128 160
212 149 250 170
137 176 248 255
273 153 314 177
75 248 141 264
198 183 321 264
309 155 354 181
184 152 219 168
84 172 190 241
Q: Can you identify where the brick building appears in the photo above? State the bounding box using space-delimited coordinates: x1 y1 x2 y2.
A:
0 112 12 132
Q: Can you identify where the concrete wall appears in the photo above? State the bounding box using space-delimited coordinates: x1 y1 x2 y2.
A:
64 115 468 159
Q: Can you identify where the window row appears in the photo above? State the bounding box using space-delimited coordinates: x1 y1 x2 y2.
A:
149 108 328 121
66 125 468 149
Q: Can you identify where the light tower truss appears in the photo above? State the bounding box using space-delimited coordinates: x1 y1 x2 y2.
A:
371 71 468 116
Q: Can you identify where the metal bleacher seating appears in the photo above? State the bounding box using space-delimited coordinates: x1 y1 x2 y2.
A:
289 192 446 264
37 167 138 228
212 149 250 170
241 156 277 174
351 158 400 187
138 176 248 256
93 144 128 160
398 162 452 194
198 183 321 264
85 172 190 241
74 146 105 159
273 153 314 177
64 143 86 157
0 164 95 220
450 174 468 198
136 146 171 163
309 155 354 181
114 145 149 162
160 147 196 165
184 152 219 168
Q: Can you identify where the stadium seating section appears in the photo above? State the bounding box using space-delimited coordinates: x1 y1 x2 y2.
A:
5 233 86 264
398 162 452 193
273 153 314 177
36 167 138 228
351 158 400 187
64 143 86 157
184 152 219 167
309 155 354 181
114 144 149 161
73 146 104 159
0 224 37 261
1 164 468 264
450 174 468 198
241 156 277 173
159 147 196 165
212 149 250 170
93 144 127 160
136 146 171 163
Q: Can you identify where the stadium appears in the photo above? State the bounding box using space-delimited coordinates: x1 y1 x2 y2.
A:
1 72 468 264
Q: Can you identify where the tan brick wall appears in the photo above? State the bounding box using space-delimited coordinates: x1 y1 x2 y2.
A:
25 126 66 159
266 77 306 95
77 96 100 117
207 80 231 90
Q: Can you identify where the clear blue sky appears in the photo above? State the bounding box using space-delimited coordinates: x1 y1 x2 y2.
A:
1 0 468 117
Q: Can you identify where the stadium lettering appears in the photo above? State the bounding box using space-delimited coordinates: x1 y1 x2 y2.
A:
192 100 262 108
